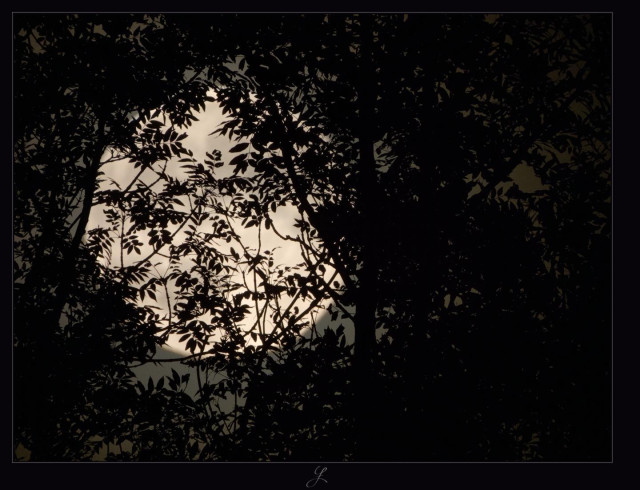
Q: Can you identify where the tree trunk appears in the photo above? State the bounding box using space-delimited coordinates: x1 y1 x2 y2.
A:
353 14 380 461
19 127 105 461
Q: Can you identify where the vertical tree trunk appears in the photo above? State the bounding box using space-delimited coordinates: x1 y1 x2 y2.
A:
353 14 380 460
20 128 105 461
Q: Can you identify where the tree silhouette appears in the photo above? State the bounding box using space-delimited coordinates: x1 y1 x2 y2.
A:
14 13 610 461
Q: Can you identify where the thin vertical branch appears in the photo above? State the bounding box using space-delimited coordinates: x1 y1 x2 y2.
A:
119 210 125 269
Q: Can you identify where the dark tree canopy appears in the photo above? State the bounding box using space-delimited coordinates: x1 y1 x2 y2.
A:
13 13 611 461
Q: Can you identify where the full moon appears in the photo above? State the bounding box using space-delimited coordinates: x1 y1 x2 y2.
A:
87 90 352 368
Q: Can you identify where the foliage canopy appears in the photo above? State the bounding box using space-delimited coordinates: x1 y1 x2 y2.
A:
14 13 611 461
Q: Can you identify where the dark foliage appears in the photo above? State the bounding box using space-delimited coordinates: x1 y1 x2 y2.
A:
13 13 610 461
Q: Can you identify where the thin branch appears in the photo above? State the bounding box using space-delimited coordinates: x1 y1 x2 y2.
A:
120 166 147 194
29 31 46 52
163 277 173 335
131 207 197 270
196 364 211 417
119 211 125 269
268 216 305 245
